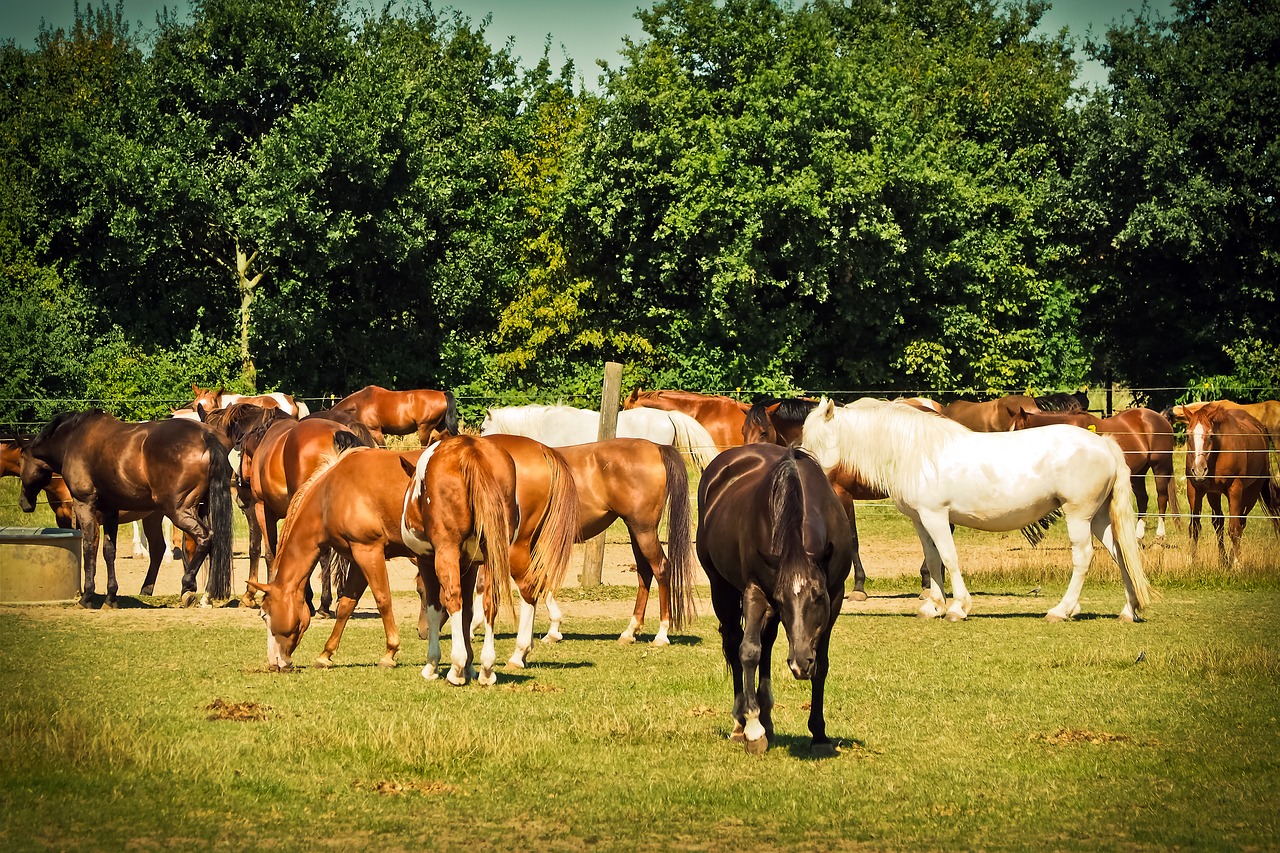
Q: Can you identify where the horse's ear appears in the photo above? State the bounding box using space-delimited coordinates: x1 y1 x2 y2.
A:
820 397 836 421
399 457 418 478
191 383 200 393
196 403 207 422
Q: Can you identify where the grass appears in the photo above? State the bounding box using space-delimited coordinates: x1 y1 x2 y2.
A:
1 453 1278 851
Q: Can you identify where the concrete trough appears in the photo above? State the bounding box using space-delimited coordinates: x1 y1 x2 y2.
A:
0 527 81 603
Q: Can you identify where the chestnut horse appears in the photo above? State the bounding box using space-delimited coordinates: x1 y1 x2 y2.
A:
623 389 750 452
1 439 74 528
1184 404 1280 564
1010 407 1180 541
328 384 459 445
941 395 1042 431
697 443 853 755
487 435 697 646
401 436 530 685
19 411 233 608
248 440 426 670
189 384 309 418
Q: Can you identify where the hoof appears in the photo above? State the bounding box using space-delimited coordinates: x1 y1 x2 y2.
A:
811 741 838 759
140 585 155 597
744 736 768 755
617 633 637 645
847 590 868 602
1044 611 1070 623
314 610 333 620
445 667 467 686
944 609 966 622
542 630 563 644
651 635 671 648
422 664 439 681
377 656 397 668
239 592 257 609
506 655 527 670
477 670 497 686
78 595 94 609
105 596 120 610
313 656 334 669
180 591 199 608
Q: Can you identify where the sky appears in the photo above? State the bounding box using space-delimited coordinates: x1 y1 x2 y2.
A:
0 0 1172 89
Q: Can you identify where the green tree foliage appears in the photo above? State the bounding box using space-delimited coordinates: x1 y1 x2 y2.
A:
1077 0 1280 402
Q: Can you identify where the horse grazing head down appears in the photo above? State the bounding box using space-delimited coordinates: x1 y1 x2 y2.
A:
253 583 311 670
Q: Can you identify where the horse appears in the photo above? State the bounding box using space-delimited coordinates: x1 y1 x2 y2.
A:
247 439 425 670
1009 407 1180 541
413 434 580 677
189 384 309 418
482 404 718 469
18 411 233 608
940 395 1042 431
327 384 459 446
487 434 697 646
740 398 818 447
696 443 853 755
1169 399 1280 451
801 397 1152 622
1183 404 1280 564
623 389 750 452
1034 391 1090 412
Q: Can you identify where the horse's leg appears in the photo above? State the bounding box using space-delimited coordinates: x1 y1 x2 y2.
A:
1225 488 1247 565
620 526 663 644
1152 466 1172 540
316 550 334 618
167 516 182 561
1187 483 1203 561
238 487 261 607
417 560 447 681
844 497 867 601
101 513 120 609
1086 507 1141 622
1207 493 1228 565
542 591 563 643
909 514 954 619
706 569 746 742
138 513 165 595
315 567 368 669
1046 511 1094 621
756 610 780 744
506 541 537 669
171 504 211 607
807 604 841 757
1132 472 1150 543
357 544 400 667
433 544 471 686
917 524 954 598
131 520 147 560
738 584 773 754
460 564 483 683
74 504 100 608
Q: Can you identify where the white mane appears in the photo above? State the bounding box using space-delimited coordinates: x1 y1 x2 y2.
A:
801 397 969 497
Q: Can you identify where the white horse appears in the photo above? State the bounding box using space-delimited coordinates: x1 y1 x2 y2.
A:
479 405 718 469
800 397 1152 622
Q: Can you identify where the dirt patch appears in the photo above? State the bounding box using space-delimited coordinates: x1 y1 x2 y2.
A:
1035 727 1131 746
501 682 563 694
205 698 271 722
355 779 459 796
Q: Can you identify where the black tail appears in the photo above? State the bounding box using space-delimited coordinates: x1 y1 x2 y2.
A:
659 444 697 630
333 429 374 454
204 431 234 600
443 390 459 435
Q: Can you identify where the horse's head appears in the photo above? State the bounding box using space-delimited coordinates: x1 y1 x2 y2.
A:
248 580 310 669
765 543 835 680
622 388 643 409
799 397 840 471
1009 407 1032 431
1185 405 1226 480
741 403 777 445
18 445 53 513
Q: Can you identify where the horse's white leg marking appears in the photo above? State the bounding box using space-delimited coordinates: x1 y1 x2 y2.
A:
1155 515 1167 539
743 710 767 750
422 604 443 681
469 592 484 639
446 609 469 685
509 598 536 668
1047 513 1093 621
653 617 671 647
478 615 498 686
919 513 970 620
618 616 641 644
543 591 563 643
1092 511 1142 622
132 521 148 559
1135 517 1146 541
910 518 946 619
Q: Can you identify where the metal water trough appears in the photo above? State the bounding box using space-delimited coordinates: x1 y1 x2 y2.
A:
0 527 81 603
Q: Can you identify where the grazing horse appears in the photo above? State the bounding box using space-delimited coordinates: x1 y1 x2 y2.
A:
481 404 718 468
488 435 697 645
19 411 233 608
1184 404 1280 564
623 389 750 452
189 384 309 418
328 384 459 446
941 395 1042 431
1034 391 1090 412
248 439 425 670
1010 407 1180 541
697 443 853 755
801 397 1152 622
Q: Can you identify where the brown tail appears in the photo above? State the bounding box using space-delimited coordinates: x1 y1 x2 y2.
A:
459 447 516 623
1264 478 1280 537
1164 469 1183 531
659 444 697 630
524 446 580 602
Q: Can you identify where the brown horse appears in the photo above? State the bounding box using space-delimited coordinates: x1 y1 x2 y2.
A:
488 434 696 645
19 411 233 608
623 389 750 452
1009 407 1180 541
327 384 459 445
941 395 1042 431
189 384 309 417
1170 399 1280 454
1184 404 1280 564
247 440 426 670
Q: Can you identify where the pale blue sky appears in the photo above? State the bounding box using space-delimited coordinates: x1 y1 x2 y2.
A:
1 0 1172 89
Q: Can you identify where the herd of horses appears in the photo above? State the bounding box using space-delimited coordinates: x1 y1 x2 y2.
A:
5 382 1280 755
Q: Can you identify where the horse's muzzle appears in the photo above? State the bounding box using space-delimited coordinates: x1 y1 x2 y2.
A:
788 657 815 680
17 493 35 513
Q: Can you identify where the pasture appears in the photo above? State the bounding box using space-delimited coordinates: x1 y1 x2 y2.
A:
1 470 1279 851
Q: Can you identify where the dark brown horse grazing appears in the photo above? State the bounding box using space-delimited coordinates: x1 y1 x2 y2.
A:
623 389 749 452
1010 407 1180 541
941 395 1042 431
697 443 853 756
1184 404 1280 564
488 434 696 645
19 411 233 608
247 440 425 670
328 384 459 445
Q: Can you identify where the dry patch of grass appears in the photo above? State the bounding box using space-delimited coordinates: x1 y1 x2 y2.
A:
1035 728 1132 746
204 698 271 722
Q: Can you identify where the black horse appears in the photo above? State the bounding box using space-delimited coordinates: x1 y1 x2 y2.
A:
696 443 853 756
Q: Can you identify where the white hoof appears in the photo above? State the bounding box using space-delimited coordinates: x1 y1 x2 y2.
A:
650 634 671 647
507 652 527 669
916 600 944 619
446 665 467 686
1045 609 1072 622
617 632 637 645
422 663 439 681
542 629 563 644
944 607 967 622
477 668 497 686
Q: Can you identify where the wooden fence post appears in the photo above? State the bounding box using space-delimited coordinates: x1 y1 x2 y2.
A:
581 361 623 587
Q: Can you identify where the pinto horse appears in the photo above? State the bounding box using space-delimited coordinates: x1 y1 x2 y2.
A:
19 411 233 608
328 384 459 446
1184 404 1280 564
802 397 1152 622
248 439 425 670
189 384 309 418
697 443 853 755
1010 407 1180 541
488 435 697 646
623 389 749 452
